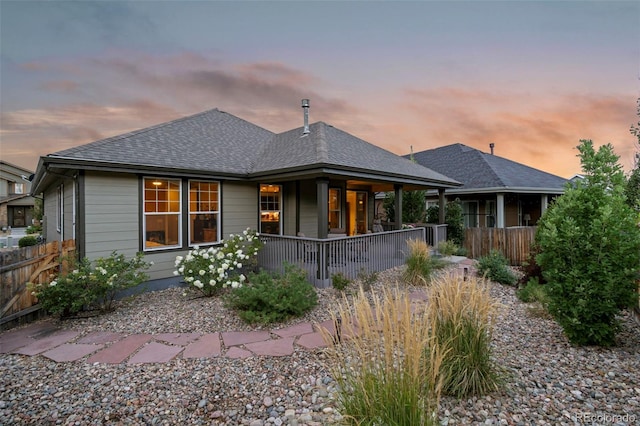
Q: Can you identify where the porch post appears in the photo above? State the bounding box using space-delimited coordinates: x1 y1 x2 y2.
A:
540 194 548 217
496 193 505 228
317 178 329 239
438 188 446 224
394 184 403 230
316 178 330 287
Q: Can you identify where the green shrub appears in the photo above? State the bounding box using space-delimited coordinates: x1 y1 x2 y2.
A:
516 278 548 304
476 250 517 286
455 246 468 257
437 240 458 256
428 275 501 398
31 251 150 317
225 264 318 324
356 269 378 291
426 199 465 245
536 140 640 346
403 239 446 285
18 235 38 247
331 272 351 291
26 224 42 235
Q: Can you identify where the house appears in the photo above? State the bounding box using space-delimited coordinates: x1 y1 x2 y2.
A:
30 103 460 282
0 161 36 230
410 143 568 228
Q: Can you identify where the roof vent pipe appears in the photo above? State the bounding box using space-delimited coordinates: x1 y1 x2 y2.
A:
489 143 495 155
301 99 310 134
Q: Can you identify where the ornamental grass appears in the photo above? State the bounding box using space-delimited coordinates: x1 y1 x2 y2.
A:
403 238 446 286
321 285 445 426
427 274 502 398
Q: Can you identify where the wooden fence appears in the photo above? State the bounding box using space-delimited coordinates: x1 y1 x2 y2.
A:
1 240 76 329
463 227 536 265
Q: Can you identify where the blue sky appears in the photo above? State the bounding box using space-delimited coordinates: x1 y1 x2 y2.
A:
1 0 639 177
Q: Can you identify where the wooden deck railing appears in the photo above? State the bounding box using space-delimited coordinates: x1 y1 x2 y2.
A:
257 228 426 288
1 240 76 329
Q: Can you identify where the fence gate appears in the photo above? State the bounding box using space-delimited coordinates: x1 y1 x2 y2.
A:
0 240 76 328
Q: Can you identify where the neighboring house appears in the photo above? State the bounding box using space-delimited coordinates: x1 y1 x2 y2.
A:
410 143 568 228
30 105 460 281
0 161 36 229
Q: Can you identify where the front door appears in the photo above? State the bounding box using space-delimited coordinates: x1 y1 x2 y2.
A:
11 207 26 227
346 191 368 235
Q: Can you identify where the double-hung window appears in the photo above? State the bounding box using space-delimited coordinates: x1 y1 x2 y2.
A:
260 184 281 235
189 180 220 245
143 178 181 250
328 188 341 229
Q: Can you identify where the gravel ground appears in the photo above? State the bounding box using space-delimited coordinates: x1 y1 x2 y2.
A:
1 267 639 425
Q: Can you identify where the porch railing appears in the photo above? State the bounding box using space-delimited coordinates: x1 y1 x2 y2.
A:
380 223 447 248
257 228 426 288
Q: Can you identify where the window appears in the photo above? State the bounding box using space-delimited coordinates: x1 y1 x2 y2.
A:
485 200 496 228
13 183 24 195
260 184 281 235
328 188 341 229
462 201 479 228
56 184 63 234
189 181 220 245
143 178 181 250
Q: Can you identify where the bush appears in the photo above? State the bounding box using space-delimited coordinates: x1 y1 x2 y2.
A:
26 224 42 235
516 278 548 304
403 239 446 285
31 252 150 318
476 250 517 286
517 244 546 287
225 264 318 324
428 274 501 398
18 235 38 247
321 286 443 426
536 140 640 346
426 199 465 246
174 228 262 297
331 272 351 291
437 240 459 256
356 269 378 292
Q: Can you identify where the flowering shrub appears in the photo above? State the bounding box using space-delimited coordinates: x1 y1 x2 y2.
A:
31 252 151 318
174 228 262 297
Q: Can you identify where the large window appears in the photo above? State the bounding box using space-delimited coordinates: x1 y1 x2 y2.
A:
462 201 479 228
189 180 219 245
328 188 341 229
143 178 181 250
485 200 496 228
260 184 281 235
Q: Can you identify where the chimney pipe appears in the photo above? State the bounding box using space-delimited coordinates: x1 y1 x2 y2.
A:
489 143 495 155
301 99 310 134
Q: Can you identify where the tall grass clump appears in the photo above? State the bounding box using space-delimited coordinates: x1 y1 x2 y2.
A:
403 239 446 285
321 286 445 426
427 274 501 398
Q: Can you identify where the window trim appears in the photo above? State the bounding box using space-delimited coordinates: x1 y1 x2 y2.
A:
142 177 182 252
188 179 221 246
56 184 63 235
260 184 282 235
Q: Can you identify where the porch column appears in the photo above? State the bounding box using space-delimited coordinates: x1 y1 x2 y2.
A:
438 188 446 224
316 178 329 239
394 184 403 230
496 193 505 228
540 194 548 217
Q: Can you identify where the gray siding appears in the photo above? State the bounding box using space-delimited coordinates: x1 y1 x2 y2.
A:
283 182 297 236
42 178 75 243
298 179 318 238
221 181 259 236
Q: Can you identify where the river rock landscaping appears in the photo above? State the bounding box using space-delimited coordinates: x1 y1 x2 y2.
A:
1 266 639 425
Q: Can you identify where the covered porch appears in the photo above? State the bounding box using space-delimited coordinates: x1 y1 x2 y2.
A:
257 226 445 288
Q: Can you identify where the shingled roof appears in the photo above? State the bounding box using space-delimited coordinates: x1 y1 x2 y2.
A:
410 143 567 193
36 108 460 189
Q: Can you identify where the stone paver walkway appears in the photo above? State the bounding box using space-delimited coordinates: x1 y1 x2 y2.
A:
1 261 475 365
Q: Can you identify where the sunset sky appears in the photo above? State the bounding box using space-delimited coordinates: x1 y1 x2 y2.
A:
1 1 639 178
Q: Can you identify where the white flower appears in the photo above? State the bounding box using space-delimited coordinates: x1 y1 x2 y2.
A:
239 274 246 282
193 280 203 288
149 261 154 266
182 292 187 297
216 251 225 260
236 263 242 269
199 270 206 276
209 279 216 286
178 266 184 273
173 271 179 276
217 268 224 275
193 245 200 250
49 281 57 287
243 229 248 235
202 253 209 260
231 281 240 289
222 263 229 270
